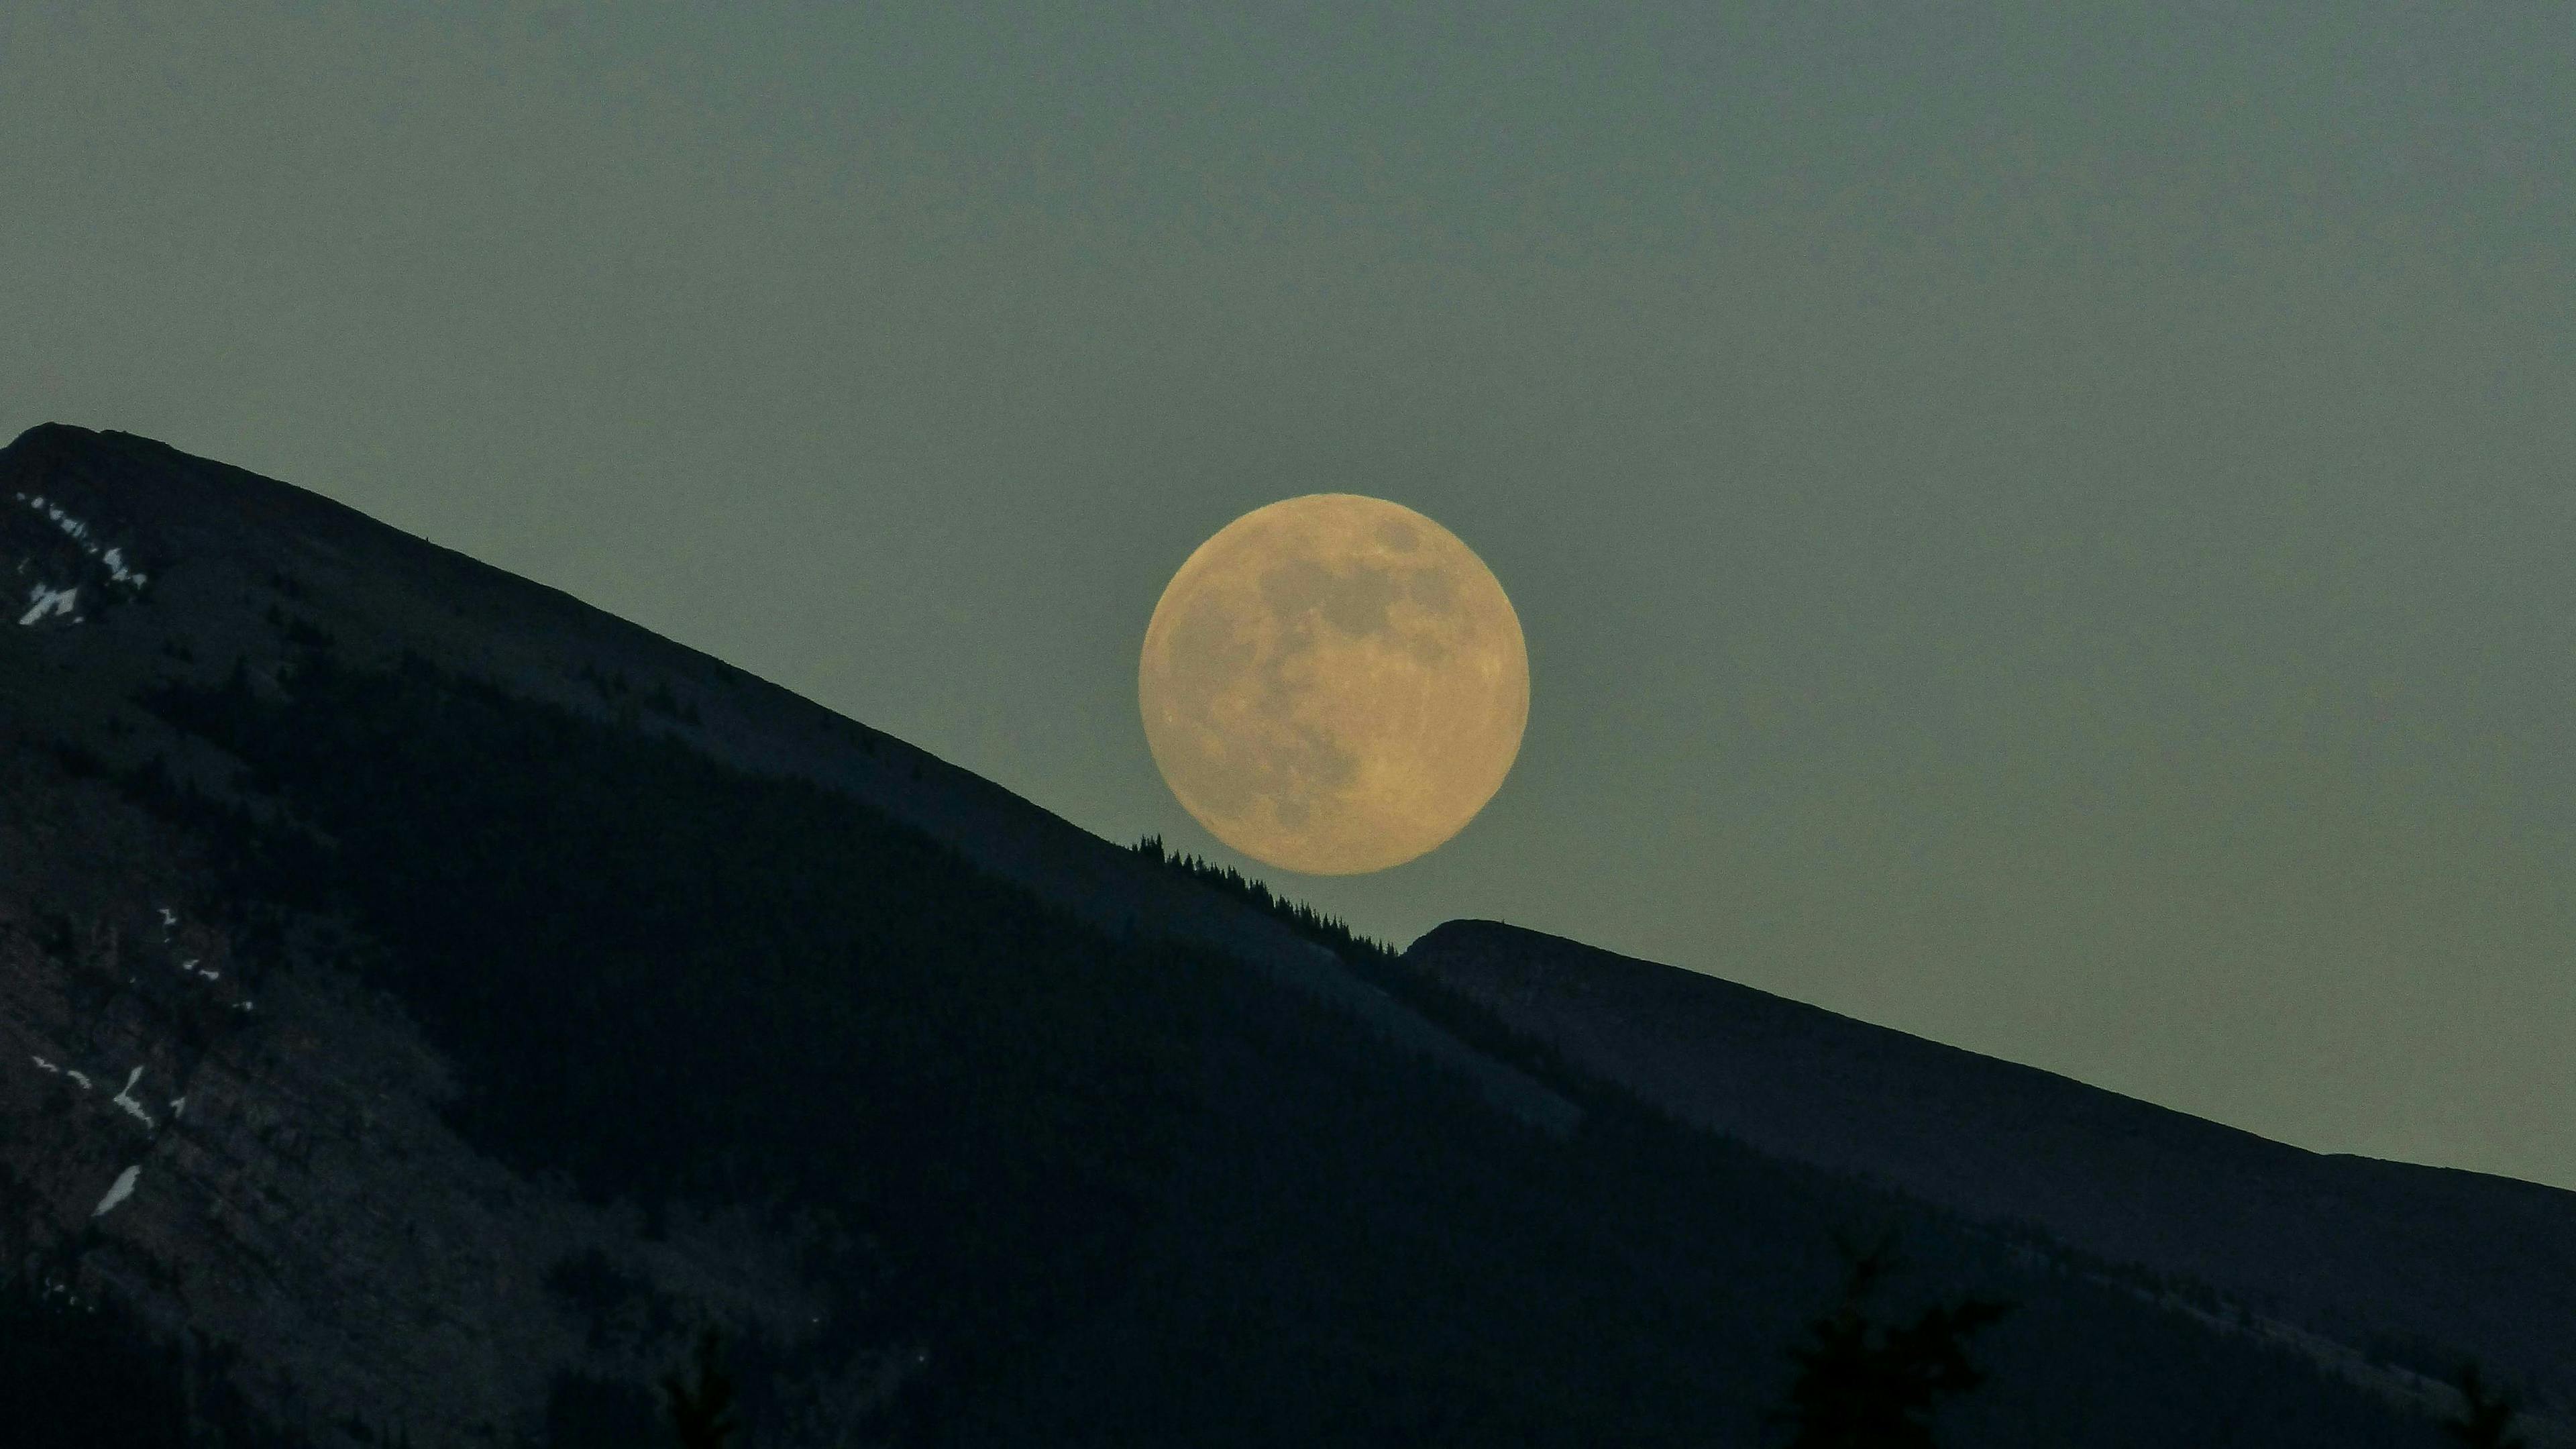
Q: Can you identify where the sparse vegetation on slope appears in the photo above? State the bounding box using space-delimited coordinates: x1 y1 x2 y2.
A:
1130 835 1397 959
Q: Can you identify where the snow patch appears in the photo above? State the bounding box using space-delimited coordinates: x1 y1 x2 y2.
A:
38 499 91 543
64 1069 93 1090
18 584 76 626
158 906 177 932
168 1095 187 1118
91 1165 140 1218
23 495 91 544
30 1055 60 1076
13 491 148 589
109 1067 156 1129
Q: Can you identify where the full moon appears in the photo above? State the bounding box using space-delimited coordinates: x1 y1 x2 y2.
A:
1139 494 1529 875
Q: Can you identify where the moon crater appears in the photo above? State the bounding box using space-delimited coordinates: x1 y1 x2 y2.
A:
1139 494 1529 875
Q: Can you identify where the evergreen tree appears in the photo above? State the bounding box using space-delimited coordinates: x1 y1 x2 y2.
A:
662 1328 740 1449
1775 1237 2011 1448
2443 1363 2525 1449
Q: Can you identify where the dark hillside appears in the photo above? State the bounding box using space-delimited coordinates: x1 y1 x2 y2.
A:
0 424 2491 1444
52 645 2436 1445
1406 919 2576 1428
0 421 1571 1133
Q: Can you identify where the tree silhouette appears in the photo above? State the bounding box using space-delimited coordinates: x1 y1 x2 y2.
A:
1775 1236 2012 1448
661 1328 740 1449
2443 1362 2525 1449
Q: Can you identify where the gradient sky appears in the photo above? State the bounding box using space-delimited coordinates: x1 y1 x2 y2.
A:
6 3 2570 1188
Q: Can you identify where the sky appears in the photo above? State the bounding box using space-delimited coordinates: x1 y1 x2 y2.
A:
4 3 2570 1188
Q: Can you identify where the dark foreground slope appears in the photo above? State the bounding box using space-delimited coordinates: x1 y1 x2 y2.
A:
0 425 2482 1446
1408 920 2576 1428
0 423 1566 1135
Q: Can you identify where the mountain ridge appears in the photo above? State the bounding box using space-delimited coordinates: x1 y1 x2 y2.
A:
0 421 2553 1445
1407 917 2576 1419
0 422 1574 1136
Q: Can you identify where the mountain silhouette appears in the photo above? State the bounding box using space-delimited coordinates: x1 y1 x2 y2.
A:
1410 920 2576 1429
1 423 2563 1446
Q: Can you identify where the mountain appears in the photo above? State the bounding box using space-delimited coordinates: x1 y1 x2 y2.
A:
0 423 2557 1446
1409 921 2576 1425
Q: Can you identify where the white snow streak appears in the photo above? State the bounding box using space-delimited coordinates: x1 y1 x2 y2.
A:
91 1165 140 1218
64 1069 93 1090
38 499 89 543
18 584 76 626
30 1055 60 1076
109 1067 156 1128
12 491 147 590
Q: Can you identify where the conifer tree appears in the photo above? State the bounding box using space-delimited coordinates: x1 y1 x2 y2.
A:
2443 1362 2526 1449
1775 1237 2011 1449
663 1328 740 1449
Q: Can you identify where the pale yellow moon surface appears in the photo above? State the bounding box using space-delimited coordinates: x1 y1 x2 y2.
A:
1139 494 1529 875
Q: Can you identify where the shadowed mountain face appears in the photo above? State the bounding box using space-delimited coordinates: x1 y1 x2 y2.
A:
1407 920 2576 1423
0 423 2534 1446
